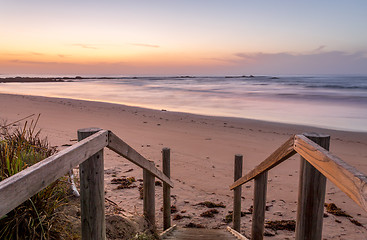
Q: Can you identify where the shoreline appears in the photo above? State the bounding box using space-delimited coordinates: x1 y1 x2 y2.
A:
1 93 366 238
1 92 366 135
1 75 367 133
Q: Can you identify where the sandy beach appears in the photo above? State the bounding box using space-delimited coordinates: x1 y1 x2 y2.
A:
1 93 366 239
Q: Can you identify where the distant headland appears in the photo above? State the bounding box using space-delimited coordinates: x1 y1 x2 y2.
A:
0 76 73 83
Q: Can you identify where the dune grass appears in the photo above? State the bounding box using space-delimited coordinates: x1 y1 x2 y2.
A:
0 116 76 239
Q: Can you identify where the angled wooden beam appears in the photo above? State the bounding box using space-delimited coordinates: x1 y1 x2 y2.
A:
294 134 367 212
230 135 296 190
107 131 173 187
0 130 109 217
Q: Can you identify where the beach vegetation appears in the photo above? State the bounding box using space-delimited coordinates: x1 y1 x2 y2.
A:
131 232 157 240
0 117 76 239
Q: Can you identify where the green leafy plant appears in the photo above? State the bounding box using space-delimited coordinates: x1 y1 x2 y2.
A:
0 116 74 239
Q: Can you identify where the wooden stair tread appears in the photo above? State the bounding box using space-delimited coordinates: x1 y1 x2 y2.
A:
162 227 238 240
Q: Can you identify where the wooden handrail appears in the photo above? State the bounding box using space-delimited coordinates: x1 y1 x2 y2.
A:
229 133 367 240
294 134 367 212
230 135 296 190
0 129 173 217
0 130 109 217
230 134 367 212
107 131 173 187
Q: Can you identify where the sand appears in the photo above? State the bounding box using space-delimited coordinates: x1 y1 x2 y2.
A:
1 93 367 239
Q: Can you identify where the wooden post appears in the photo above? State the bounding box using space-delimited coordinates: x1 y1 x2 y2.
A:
251 171 268 240
143 168 155 228
295 133 330 240
162 148 171 230
78 128 106 240
233 154 243 232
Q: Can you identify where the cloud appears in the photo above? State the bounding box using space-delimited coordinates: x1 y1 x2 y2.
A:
2 52 23 56
201 57 238 63
29 52 44 56
58 54 72 58
130 43 160 48
313 45 326 52
70 43 99 49
10 59 59 64
233 50 367 74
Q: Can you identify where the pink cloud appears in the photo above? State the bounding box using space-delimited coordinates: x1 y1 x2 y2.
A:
130 43 160 48
233 51 367 74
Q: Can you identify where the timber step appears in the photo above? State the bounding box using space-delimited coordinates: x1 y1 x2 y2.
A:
161 227 238 240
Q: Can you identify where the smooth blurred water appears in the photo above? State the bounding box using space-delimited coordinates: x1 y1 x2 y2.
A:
1 75 367 132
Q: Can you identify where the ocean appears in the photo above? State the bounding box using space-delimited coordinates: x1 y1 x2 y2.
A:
1 75 366 132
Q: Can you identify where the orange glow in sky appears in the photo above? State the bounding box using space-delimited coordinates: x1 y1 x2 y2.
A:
1 0 367 76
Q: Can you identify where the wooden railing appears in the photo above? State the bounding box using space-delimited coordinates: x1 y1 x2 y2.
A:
0 128 174 240
230 133 367 240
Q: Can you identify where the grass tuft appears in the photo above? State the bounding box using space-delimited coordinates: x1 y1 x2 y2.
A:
0 116 75 239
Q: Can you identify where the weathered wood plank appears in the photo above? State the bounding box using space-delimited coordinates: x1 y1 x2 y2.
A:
295 133 329 240
251 172 268 240
294 134 367 212
0 130 108 217
107 131 173 187
226 226 250 240
230 136 296 190
163 148 171 230
233 154 243 232
143 169 155 228
78 128 106 240
160 224 177 239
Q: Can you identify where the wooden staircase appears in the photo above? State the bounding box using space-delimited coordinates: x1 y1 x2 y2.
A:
2 129 366 240
161 227 241 240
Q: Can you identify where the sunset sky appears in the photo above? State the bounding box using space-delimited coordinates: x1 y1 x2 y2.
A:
1 0 367 76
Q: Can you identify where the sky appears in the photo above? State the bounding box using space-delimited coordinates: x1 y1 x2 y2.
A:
1 0 367 76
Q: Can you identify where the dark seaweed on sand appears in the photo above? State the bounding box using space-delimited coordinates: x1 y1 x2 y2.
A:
173 214 191 220
184 222 205 228
200 209 219 218
324 203 351 217
111 176 136 189
195 201 226 208
265 220 296 231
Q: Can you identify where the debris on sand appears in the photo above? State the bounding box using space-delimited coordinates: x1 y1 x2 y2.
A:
173 214 192 220
265 220 296 231
111 177 136 189
184 222 205 228
160 205 178 213
324 203 351 217
195 201 226 208
138 185 144 199
223 214 233 223
349 218 363 227
200 209 219 218
223 210 252 223
324 203 363 227
171 205 178 213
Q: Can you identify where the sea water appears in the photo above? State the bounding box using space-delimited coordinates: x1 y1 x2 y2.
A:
1 75 366 132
